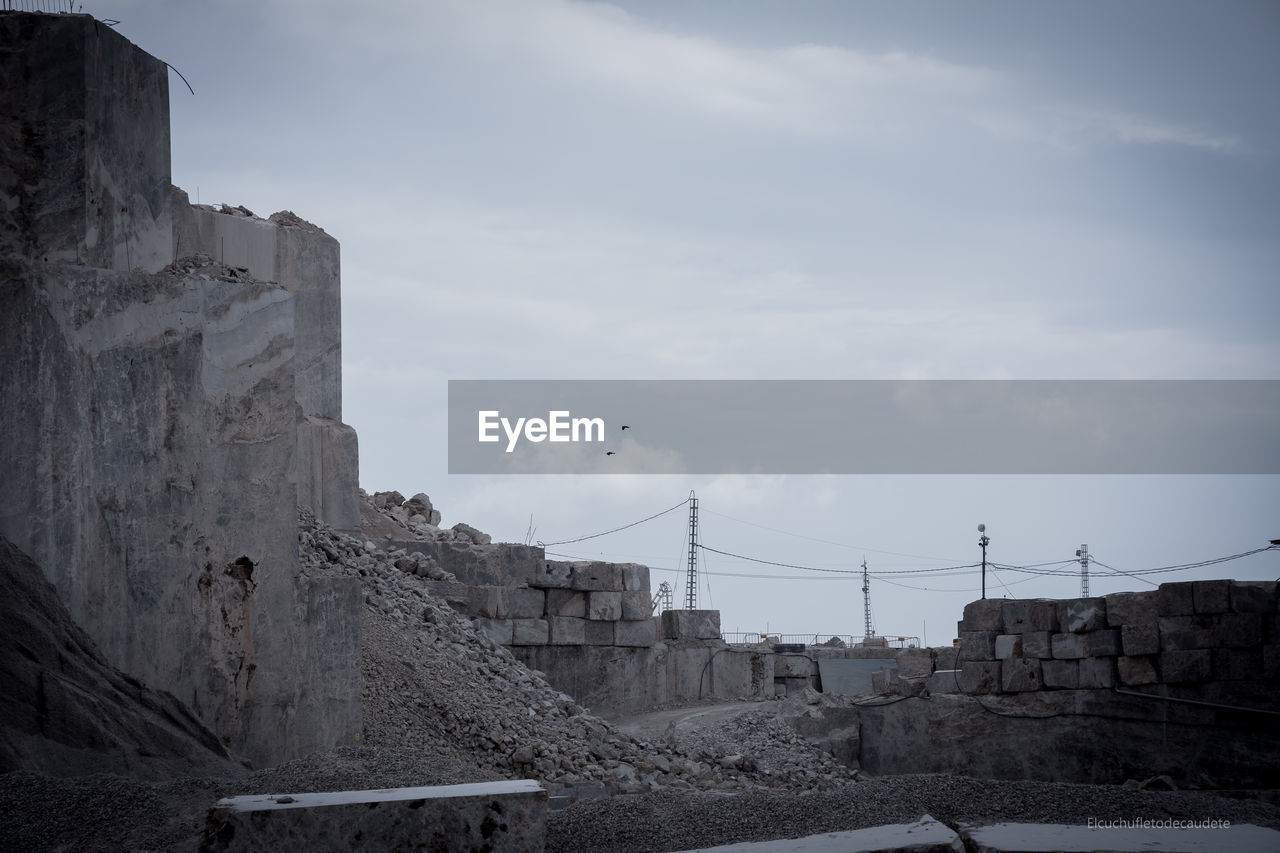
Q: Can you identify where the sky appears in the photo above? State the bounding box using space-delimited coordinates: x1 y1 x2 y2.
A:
102 0 1279 644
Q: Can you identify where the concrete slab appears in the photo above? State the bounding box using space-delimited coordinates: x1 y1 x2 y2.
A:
672 815 961 852
203 780 546 852
818 658 899 696
960 820 1280 853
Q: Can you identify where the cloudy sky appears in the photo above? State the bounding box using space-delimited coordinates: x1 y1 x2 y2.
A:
108 0 1279 642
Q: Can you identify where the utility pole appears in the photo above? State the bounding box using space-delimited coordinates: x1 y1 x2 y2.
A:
978 524 990 599
862 558 874 639
1076 544 1090 597
685 491 698 610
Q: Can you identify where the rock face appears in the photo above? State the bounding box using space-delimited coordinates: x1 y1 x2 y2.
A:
0 13 362 766
0 535 240 780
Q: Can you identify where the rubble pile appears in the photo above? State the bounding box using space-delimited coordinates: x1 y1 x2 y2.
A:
300 500 852 793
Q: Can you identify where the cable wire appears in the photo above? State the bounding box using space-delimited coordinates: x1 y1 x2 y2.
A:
538 498 689 547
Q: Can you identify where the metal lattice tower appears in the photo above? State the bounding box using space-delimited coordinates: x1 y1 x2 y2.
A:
651 581 673 615
684 491 699 610
1077 544 1090 597
862 558 874 638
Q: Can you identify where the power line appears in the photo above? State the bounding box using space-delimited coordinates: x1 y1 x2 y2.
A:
538 497 689 547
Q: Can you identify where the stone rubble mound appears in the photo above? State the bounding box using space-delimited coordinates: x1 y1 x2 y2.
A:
363 489 493 545
300 499 854 794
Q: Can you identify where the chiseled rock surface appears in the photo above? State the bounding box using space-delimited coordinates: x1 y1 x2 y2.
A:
0 535 241 780
0 255 361 767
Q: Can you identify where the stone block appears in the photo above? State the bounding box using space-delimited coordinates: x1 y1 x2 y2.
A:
661 609 721 640
202 780 546 853
775 654 814 678
1162 648 1211 683
1041 659 1079 689
532 561 573 589
548 616 585 645
1215 613 1262 648
1230 581 1278 614
1084 628 1122 657
957 661 1001 694
1264 645 1280 679
958 630 996 661
1121 621 1160 656
466 586 509 619
587 591 622 621
1001 658 1042 692
1212 647 1262 681
1159 615 1215 651
1116 655 1159 686
1193 579 1231 614
583 619 615 646
511 618 549 646
1104 590 1159 628
545 589 586 618
994 634 1023 660
1020 631 1051 659
423 580 469 610
1078 656 1115 688
1059 597 1107 633
508 587 546 619
620 563 650 592
1002 600 1059 633
615 618 658 648
926 670 961 694
961 599 1004 632
570 562 622 591
1051 633 1086 659
620 590 652 621
1157 582 1196 616
473 618 513 646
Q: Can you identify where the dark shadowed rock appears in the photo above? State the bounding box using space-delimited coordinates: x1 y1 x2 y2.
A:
0 536 242 780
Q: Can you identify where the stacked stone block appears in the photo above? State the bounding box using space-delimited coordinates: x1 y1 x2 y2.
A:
953 580 1279 695
469 560 657 650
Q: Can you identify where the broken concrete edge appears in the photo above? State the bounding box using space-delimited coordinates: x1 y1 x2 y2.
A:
215 779 544 811
670 814 961 853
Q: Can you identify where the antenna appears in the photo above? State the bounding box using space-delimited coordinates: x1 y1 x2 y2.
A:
1076 544 1090 596
651 581 673 615
862 557 874 639
684 491 698 610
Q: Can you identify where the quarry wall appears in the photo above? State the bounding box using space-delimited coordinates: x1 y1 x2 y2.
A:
1 12 361 765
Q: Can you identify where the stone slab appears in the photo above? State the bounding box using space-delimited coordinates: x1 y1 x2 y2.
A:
511 618 549 646
957 661 1001 694
959 631 996 661
1230 581 1278 614
533 560 573 589
817 658 899 696
1059 598 1107 633
961 599 1005 632
545 589 586 618
672 815 961 852
587 590 622 621
1121 621 1160 656
960 820 1280 853
1041 659 1079 689
620 563 651 592
621 589 652 620
1158 581 1196 617
583 619 615 646
1105 590 1159 628
548 616 585 645
203 780 546 853
570 561 623 591
615 618 658 648
1002 600 1059 633
509 587 546 620
775 654 814 678
926 670 962 694
662 609 722 640
1001 658 1042 692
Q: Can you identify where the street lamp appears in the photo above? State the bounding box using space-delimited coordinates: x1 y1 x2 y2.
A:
978 524 990 599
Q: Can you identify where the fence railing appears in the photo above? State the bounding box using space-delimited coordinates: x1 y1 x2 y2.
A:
721 632 920 649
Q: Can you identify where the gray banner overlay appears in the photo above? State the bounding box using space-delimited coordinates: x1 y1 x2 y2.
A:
448 380 1280 474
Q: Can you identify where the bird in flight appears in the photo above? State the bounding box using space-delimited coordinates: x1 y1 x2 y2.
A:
621 425 630 430
605 451 616 456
